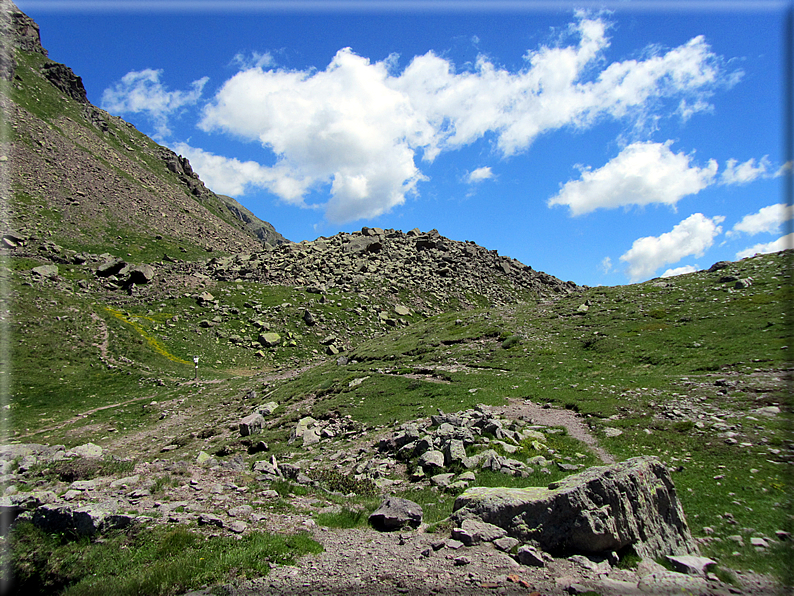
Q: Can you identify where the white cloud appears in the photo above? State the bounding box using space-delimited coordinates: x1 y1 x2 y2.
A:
101 69 208 138
548 141 717 216
465 167 494 184
736 233 794 259
729 203 794 237
230 51 275 70
194 13 729 223
661 265 698 278
677 98 713 121
171 142 312 204
620 213 724 282
600 256 612 274
718 156 771 185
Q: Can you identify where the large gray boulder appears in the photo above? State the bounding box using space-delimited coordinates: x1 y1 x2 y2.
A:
239 412 265 436
128 264 155 284
369 497 423 531
451 456 697 559
96 258 127 277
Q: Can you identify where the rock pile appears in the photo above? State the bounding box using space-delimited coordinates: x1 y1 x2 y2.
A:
203 227 577 308
377 406 564 486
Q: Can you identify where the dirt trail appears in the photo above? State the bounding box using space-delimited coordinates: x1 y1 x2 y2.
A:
495 398 615 464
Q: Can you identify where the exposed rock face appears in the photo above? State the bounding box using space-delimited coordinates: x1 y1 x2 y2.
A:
451 456 697 559
4 3 286 255
1 1 47 58
0 0 47 80
41 62 88 104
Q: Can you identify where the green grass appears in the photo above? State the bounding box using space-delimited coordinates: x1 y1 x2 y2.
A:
7 522 322 596
256 251 792 579
6 207 792 586
315 506 374 529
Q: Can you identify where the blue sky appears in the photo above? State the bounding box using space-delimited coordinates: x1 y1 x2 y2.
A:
18 1 792 286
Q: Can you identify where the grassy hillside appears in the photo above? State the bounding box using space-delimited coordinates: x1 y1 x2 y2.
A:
5 247 791 581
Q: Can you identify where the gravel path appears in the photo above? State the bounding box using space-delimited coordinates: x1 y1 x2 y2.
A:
494 398 615 464
202 526 642 596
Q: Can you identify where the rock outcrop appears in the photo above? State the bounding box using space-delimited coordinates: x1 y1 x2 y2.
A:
41 61 88 104
4 3 285 257
451 456 697 559
378 406 556 483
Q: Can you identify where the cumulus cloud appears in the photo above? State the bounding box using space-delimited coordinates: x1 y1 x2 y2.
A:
101 69 208 138
549 142 787 217
718 156 772 185
736 233 794 259
193 13 730 223
548 141 717 215
661 265 698 278
729 203 794 237
600 256 612 274
619 213 724 282
172 142 312 204
465 167 494 184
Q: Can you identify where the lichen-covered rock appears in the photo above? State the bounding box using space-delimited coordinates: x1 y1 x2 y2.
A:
369 497 423 531
451 456 697 559
418 449 445 471
239 412 264 436
258 332 281 347
289 417 317 444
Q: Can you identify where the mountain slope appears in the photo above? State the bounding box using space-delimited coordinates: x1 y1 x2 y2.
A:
217 194 289 247
1 1 285 261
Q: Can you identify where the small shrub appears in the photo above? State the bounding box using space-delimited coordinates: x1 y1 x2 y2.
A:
150 474 179 494
501 335 522 349
308 469 377 496
50 457 135 483
615 545 641 569
53 459 103 482
270 479 308 497
712 566 738 586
